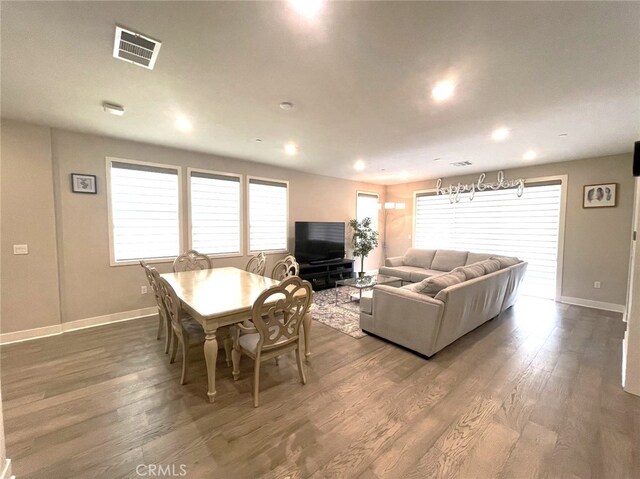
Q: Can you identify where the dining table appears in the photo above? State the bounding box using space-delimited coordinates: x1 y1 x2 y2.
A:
160 266 312 403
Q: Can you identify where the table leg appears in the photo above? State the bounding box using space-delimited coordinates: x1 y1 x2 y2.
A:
303 311 312 359
203 326 219 403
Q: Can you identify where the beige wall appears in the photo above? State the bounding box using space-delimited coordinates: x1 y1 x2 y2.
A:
385 154 634 306
1 121 61 334
1 120 384 330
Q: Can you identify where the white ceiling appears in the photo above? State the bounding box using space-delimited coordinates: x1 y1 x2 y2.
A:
2 1 639 184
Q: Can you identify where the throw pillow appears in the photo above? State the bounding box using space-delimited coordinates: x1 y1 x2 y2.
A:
415 271 466 297
480 258 502 274
492 256 521 268
454 262 486 280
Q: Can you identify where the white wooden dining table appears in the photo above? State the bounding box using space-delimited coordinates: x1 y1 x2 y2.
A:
160 267 312 403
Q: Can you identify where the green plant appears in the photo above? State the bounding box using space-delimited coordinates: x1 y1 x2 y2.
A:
349 217 379 274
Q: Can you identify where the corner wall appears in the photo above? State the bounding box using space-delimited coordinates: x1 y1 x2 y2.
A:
385 154 634 307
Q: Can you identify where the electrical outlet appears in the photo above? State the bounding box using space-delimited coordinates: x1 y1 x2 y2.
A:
141 285 148 294
594 281 601 289
13 244 28 255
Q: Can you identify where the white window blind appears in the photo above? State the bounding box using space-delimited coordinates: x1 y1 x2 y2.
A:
249 178 288 252
190 171 241 255
109 160 180 262
357 192 380 231
415 183 562 299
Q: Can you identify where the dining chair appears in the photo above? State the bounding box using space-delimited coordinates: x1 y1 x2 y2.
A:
246 252 267 276
271 255 299 280
157 272 233 384
140 260 171 354
173 249 212 273
231 276 312 407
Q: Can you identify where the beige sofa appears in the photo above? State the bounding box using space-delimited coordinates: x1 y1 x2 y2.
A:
360 249 527 357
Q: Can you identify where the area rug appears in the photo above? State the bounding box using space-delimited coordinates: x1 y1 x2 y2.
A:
310 287 367 339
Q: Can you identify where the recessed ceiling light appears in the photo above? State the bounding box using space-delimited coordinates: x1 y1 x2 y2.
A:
523 150 537 161
354 159 365 171
279 101 294 111
284 142 298 155
491 127 510 142
431 80 455 102
254 138 262 142
558 133 568 137
175 116 192 132
289 0 324 19
103 102 125 116
433 157 442 162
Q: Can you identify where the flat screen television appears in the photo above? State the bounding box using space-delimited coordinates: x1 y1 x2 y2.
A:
295 221 345 264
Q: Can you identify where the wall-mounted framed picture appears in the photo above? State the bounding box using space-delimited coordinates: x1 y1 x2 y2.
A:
583 183 617 208
71 173 97 194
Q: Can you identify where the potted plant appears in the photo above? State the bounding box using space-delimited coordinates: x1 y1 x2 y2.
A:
349 217 379 278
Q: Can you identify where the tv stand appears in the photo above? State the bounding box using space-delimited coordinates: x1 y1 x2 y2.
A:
299 259 355 290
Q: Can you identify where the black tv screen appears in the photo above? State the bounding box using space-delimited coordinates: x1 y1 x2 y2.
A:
295 222 345 264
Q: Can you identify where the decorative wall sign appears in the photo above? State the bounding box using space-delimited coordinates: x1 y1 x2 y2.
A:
436 171 526 203
71 174 97 194
583 183 616 208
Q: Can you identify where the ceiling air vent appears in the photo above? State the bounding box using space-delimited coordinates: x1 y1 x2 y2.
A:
450 161 473 167
113 26 161 70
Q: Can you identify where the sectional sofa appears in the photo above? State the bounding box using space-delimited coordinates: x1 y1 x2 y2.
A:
360 248 527 357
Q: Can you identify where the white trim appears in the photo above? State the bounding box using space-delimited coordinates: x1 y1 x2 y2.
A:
247 175 290 254
187 167 244 257
105 156 184 266
558 296 626 313
0 458 13 479
0 324 62 345
62 307 156 332
0 307 157 345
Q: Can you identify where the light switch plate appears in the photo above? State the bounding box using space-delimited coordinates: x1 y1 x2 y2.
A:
13 244 29 255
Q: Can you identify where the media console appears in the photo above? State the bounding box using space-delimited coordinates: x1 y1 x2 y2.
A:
299 259 355 290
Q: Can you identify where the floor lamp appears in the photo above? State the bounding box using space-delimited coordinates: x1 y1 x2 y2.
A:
382 202 406 255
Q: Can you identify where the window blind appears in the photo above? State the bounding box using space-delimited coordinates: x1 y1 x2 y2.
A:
249 178 288 252
357 192 380 231
109 161 180 262
190 171 241 255
415 183 562 299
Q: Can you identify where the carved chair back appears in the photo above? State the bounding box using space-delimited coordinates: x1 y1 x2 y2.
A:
156 273 182 334
250 276 312 352
173 249 212 272
246 252 267 276
271 255 300 280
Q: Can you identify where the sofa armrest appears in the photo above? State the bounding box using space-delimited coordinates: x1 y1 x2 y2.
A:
385 256 404 267
364 285 444 356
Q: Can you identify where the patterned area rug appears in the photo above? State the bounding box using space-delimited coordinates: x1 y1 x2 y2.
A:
311 287 367 339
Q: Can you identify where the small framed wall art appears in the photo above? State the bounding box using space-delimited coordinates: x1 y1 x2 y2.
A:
583 183 616 208
71 173 97 194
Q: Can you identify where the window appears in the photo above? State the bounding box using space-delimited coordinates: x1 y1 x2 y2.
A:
357 191 380 231
189 169 242 256
248 177 288 253
107 158 181 263
414 182 563 299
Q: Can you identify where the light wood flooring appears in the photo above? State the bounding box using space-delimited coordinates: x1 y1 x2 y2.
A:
2 296 639 478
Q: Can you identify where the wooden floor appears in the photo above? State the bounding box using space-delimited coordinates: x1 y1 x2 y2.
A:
2 296 639 479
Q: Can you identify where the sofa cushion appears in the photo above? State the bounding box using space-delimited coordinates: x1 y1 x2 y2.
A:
465 252 493 265
452 262 486 280
492 256 521 268
379 265 423 281
479 258 502 274
409 269 447 282
401 282 423 293
431 250 469 272
414 271 466 297
403 248 437 268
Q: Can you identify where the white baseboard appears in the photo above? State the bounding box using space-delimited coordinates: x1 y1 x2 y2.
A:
0 307 157 345
61 307 156 332
558 296 626 313
0 324 62 345
0 458 12 479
